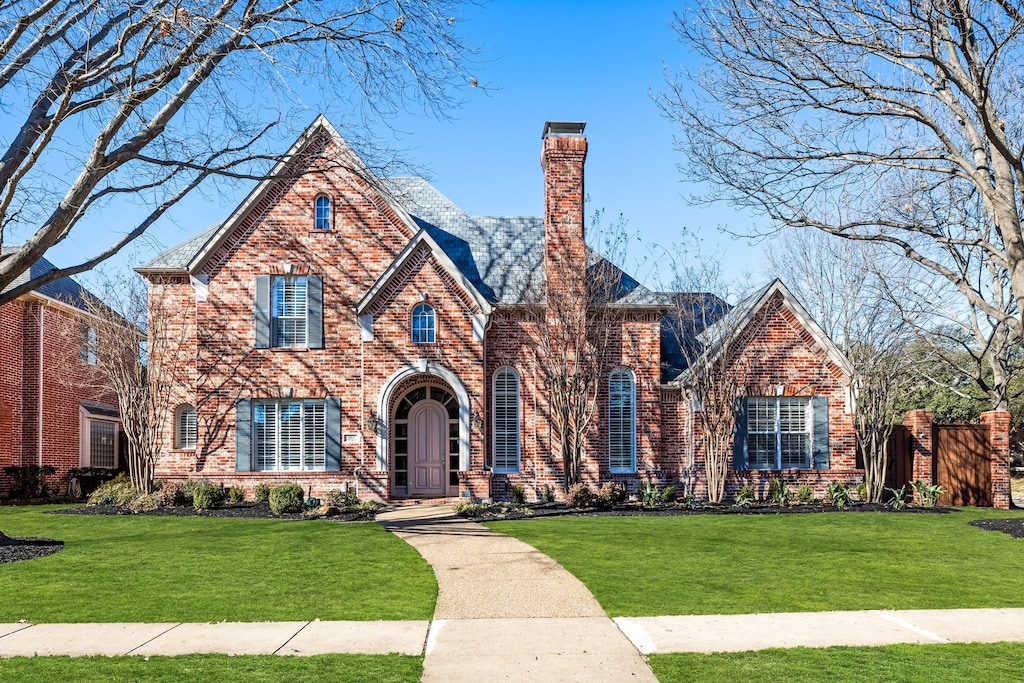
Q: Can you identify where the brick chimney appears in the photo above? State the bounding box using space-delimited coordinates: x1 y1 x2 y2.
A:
541 121 587 302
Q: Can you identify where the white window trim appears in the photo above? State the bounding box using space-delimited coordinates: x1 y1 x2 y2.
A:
271 275 308 348
174 404 197 450
411 303 436 344
78 406 120 469
492 366 521 474
252 399 326 472
608 367 636 474
314 194 331 230
746 396 813 470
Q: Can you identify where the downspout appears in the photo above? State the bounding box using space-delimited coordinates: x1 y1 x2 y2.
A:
37 304 44 466
353 330 364 495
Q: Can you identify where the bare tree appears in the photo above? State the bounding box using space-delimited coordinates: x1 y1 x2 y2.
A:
661 247 747 504
524 212 637 490
765 231 915 502
662 1 1024 336
70 273 193 494
0 0 477 304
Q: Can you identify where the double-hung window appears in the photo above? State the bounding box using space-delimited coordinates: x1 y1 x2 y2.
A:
608 367 636 473
253 400 326 471
272 276 307 347
747 397 812 469
492 367 520 473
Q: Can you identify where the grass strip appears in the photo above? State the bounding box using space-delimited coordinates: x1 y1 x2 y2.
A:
0 653 422 683
649 642 1024 683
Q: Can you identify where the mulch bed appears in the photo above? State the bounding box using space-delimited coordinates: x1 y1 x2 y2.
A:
51 501 369 523
463 501 958 522
0 535 64 564
968 518 1024 539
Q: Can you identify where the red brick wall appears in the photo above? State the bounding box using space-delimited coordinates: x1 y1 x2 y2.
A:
682 291 856 502
1 297 121 497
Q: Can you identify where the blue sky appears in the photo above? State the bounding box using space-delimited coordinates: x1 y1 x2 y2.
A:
54 0 773 292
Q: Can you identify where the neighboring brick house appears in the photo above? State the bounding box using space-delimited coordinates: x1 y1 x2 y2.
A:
136 117 858 502
0 251 122 497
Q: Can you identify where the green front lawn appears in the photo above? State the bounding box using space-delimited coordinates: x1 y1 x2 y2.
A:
0 506 435 623
487 508 1024 617
649 642 1024 683
0 654 422 683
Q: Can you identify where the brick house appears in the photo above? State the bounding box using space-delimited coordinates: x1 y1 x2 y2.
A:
137 117 857 502
0 251 122 497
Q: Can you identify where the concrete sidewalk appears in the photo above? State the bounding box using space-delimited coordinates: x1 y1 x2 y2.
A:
378 504 658 682
0 619 428 657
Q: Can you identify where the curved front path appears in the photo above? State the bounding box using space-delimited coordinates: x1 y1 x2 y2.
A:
378 504 657 682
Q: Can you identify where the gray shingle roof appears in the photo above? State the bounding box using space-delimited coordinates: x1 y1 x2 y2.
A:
0 247 95 310
137 224 221 271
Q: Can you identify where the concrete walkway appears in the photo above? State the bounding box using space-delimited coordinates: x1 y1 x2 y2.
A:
377 504 657 682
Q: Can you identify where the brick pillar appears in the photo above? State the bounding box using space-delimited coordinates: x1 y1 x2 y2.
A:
903 410 934 485
980 410 1011 510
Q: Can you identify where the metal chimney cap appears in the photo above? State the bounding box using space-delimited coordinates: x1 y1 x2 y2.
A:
542 121 586 138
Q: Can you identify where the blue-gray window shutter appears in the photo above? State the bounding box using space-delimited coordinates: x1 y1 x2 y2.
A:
812 395 829 470
235 399 252 471
307 275 323 349
733 397 749 470
254 276 270 349
325 396 341 471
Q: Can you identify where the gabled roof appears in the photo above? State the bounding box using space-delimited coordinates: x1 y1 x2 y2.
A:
355 229 493 316
136 224 220 272
1 247 96 311
668 279 853 386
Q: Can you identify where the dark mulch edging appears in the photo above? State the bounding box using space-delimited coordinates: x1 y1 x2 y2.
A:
50 501 371 522
463 501 958 522
969 518 1024 539
0 536 64 564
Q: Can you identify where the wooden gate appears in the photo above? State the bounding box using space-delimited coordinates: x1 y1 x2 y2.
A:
885 425 914 492
934 424 992 507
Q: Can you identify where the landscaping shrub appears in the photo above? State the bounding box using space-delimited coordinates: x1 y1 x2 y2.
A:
192 483 227 510
856 482 869 502
171 479 210 507
565 482 595 508
661 485 677 504
3 465 56 498
596 482 626 509
128 493 161 512
733 484 756 508
268 483 304 514
768 477 791 507
510 484 527 505
886 485 908 511
454 501 489 517
912 480 944 507
87 474 139 506
156 481 182 507
826 481 853 509
640 480 662 506
227 485 245 504
543 484 556 503
325 489 360 511
796 483 815 504
254 482 271 503
356 500 384 517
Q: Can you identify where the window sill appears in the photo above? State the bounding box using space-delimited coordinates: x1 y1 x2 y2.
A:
268 346 310 352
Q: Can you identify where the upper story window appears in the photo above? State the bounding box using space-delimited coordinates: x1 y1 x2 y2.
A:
411 303 435 343
273 276 307 347
174 404 197 449
492 367 520 473
80 324 97 365
314 195 331 230
608 367 636 473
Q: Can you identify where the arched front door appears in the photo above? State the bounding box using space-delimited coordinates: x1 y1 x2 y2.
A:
408 400 447 496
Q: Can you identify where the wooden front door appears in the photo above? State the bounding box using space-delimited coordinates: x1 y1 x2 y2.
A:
409 400 447 496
